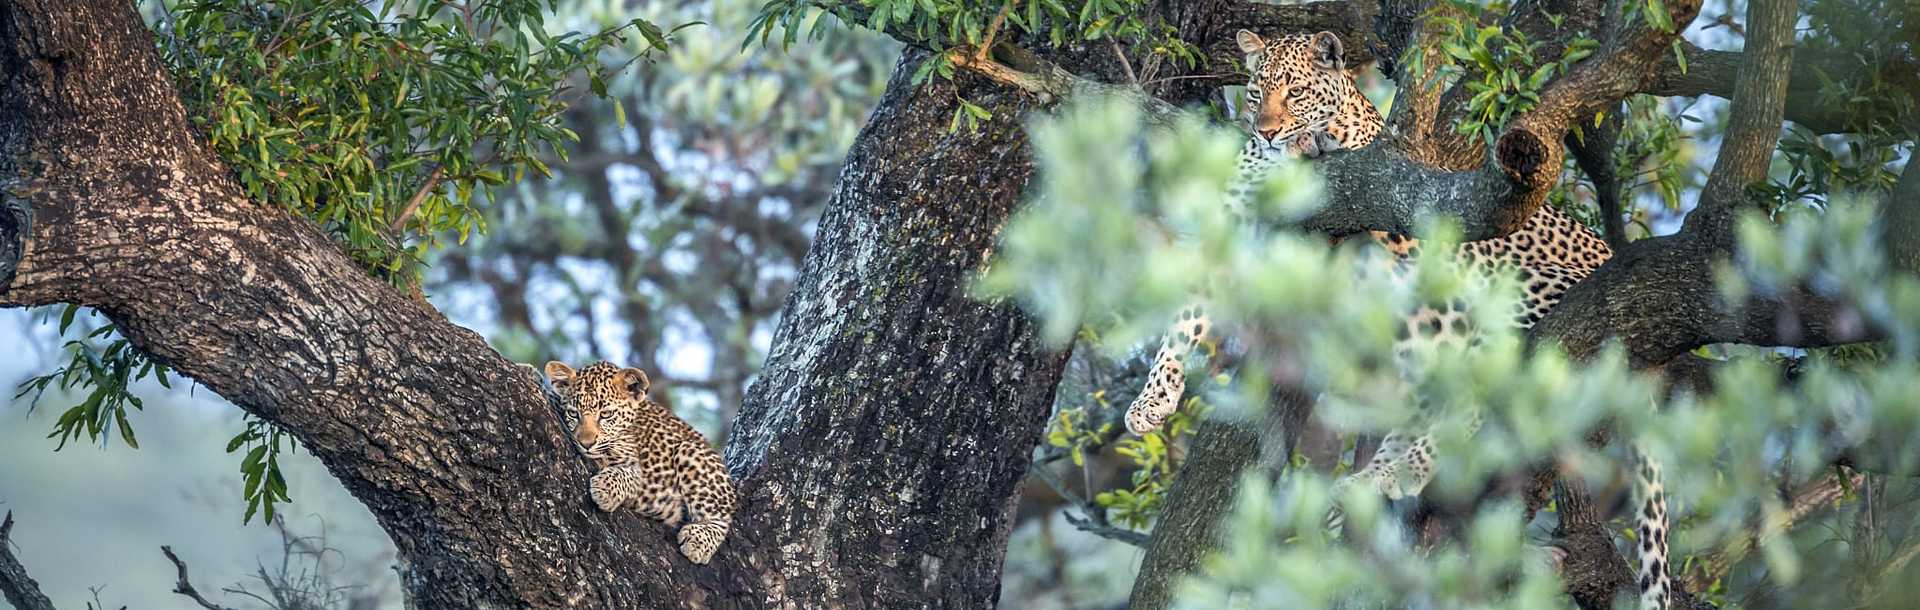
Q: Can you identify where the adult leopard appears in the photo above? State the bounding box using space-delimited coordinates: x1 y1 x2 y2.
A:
1120 29 1673 609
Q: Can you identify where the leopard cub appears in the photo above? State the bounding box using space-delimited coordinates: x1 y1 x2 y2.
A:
543 360 737 564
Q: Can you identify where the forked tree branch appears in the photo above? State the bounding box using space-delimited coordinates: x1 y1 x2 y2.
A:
1528 0 1893 366
161 546 236 610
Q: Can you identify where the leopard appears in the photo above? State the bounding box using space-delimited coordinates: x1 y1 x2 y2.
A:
543 360 737 565
1119 28 1675 609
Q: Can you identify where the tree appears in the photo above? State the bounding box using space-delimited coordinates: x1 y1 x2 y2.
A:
960 0 1920 607
3 0 1917 607
0 0 1297 605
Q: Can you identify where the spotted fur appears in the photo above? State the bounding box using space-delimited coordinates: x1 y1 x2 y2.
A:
1121 28 1673 609
545 360 737 565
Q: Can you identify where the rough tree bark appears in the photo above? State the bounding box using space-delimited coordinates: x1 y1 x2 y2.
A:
0 0 1340 607
0 514 57 610
0 0 1080 606
714 52 1071 606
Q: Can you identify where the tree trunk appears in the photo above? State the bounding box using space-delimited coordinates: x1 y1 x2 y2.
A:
1127 388 1308 610
719 48 1072 607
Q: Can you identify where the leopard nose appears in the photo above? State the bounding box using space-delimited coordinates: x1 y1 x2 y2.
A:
1258 129 1280 140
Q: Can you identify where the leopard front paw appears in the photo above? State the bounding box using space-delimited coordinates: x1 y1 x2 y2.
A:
589 485 622 512
677 521 728 565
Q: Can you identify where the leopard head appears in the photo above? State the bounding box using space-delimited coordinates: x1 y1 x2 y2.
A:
1236 29 1354 151
543 360 651 448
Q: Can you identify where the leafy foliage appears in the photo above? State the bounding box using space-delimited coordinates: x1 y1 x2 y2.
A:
14 306 173 451
1549 94 1699 237
1754 0 1916 213
228 417 299 525
985 97 1920 607
746 0 1203 134
18 0 678 525
750 0 1198 66
1041 327 1208 532
155 0 677 282
1426 1 1598 144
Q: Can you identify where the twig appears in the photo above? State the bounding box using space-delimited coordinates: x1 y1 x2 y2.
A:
388 166 446 233
1137 72 1238 89
0 512 58 610
162 545 236 610
976 0 1021 63
1062 509 1151 547
1110 39 1138 85
1030 462 1149 548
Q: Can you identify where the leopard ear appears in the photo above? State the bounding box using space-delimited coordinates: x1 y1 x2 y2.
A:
1309 31 1344 71
1235 29 1266 70
543 361 575 385
1235 29 1265 55
619 367 651 398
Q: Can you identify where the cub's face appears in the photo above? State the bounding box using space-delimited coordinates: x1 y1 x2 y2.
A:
542 361 651 448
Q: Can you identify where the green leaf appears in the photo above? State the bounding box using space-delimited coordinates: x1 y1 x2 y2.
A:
114 407 139 449
58 304 80 335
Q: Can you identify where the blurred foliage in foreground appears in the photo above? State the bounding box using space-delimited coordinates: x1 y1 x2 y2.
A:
980 97 1920 608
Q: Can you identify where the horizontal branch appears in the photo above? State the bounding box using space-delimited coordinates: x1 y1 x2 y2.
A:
1295 133 1554 239
1652 42 1920 136
1305 0 1701 240
1529 226 1888 366
1528 0 1891 366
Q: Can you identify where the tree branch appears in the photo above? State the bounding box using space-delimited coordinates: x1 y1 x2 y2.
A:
1885 152 1920 274
0 512 58 610
388 166 445 233
1528 0 1886 366
1652 41 1920 136
1029 463 1149 547
1688 0 1799 229
1680 470 1861 594
161 546 237 610
0 189 25 293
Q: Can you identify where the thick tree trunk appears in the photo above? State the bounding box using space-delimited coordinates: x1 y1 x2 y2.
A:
0 0 1068 607
720 49 1071 607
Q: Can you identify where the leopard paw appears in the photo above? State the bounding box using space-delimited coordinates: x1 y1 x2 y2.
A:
677 521 729 565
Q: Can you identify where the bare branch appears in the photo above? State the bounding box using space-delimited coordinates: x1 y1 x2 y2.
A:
161 546 236 610
0 512 59 610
